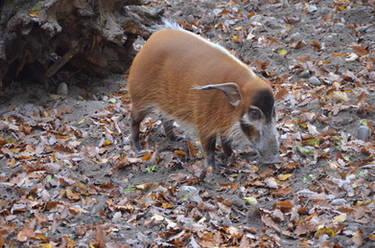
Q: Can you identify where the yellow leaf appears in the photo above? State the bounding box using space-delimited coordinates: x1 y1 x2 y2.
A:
78 118 85 124
250 164 259 173
66 189 73 199
37 244 53 248
284 25 292 30
103 140 111 147
232 35 238 40
278 49 288 56
333 214 347 223
162 203 174 209
279 174 292 181
28 11 40 17
136 183 148 190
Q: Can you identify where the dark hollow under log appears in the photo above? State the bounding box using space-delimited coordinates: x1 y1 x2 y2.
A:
0 0 163 90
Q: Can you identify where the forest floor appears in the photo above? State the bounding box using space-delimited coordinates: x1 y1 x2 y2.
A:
0 0 374 247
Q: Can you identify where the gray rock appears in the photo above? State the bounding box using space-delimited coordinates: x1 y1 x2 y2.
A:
186 15 194 23
299 70 310 78
369 71 375 81
290 32 302 41
331 198 347 206
336 23 345 28
57 82 68 96
357 126 371 142
309 76 321 85
307 5 318 13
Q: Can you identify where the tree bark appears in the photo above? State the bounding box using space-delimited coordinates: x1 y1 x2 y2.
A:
0 0 163 88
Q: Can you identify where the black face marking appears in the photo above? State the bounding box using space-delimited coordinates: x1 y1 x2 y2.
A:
251 89 274 123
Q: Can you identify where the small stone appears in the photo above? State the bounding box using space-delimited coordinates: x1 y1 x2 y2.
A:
186 15 194 23
336 23 345 28
359 26 367 33
112 211 122 222
57 82 68 96
357 126 371 142
290 32 302 40
299 70 310 78
369 71 375 81
331 198 347 206
309 76 321 85
307 5 318 13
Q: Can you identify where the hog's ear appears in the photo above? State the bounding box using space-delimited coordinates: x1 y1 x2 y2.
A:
193 82 241 107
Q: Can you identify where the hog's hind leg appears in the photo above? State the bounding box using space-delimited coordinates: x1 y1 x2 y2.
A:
130 109 148 151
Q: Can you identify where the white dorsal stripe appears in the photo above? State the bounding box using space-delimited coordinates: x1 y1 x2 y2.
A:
161 20 256 78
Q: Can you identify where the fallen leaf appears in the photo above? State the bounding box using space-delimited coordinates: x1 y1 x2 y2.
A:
142 152 152 161
28 11 40 17
352 45 368 56
102 140 111 147
312 41 321 50
352 230 363 246
274 200 294 213
332 53 347 57
275 86 288 101
175 150 186 156
244 197 257 205
333 214 347 223
279 174 292 181
331 91 349 102
278 49 288 56
261 216 281 233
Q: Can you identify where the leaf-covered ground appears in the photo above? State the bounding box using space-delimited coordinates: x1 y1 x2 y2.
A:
1 0 375 247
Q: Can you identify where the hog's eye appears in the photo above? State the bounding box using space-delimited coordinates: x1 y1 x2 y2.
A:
249 108 261 120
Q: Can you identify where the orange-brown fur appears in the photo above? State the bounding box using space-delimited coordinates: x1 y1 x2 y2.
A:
128 29 273 163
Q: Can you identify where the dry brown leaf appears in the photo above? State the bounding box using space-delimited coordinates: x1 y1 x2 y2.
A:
274 200 293 213
175 150 186 156
352 45 368 56
261 215 281 233
352 230 363 246
312 41 321 50
94 227 106 248
283 16 300 24
275 86 288 101
291 40 306 49
142 152 152 161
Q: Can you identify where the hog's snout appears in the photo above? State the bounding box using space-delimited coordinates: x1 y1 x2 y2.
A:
254 122 280 164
